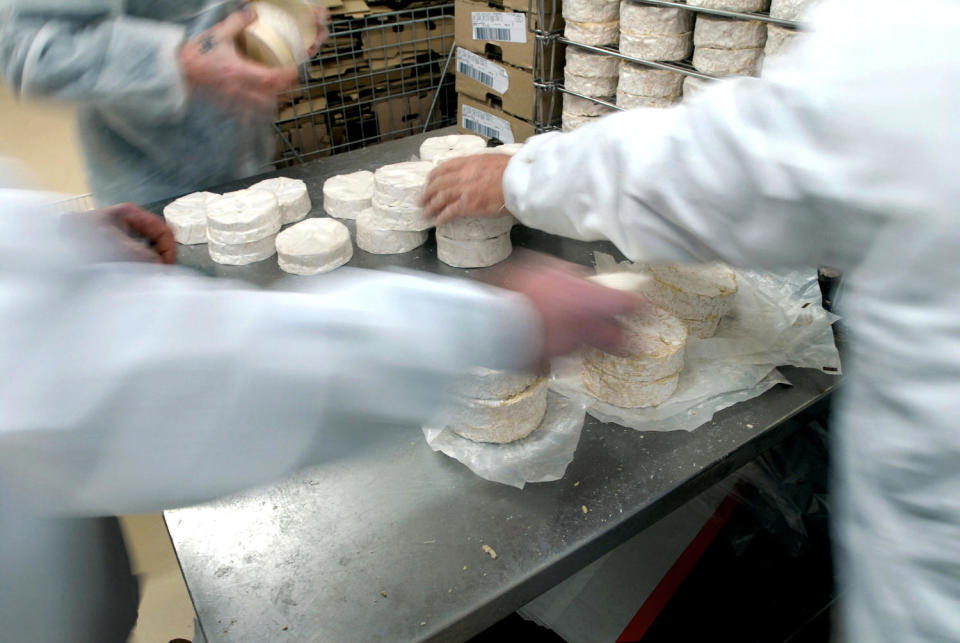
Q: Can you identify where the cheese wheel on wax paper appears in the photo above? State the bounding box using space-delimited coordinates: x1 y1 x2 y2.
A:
448 378 549 444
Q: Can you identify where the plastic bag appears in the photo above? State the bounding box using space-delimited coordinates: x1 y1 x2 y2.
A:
422 391 587 489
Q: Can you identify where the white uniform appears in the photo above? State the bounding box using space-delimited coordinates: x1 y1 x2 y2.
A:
502 1 960 640
0 176 539 640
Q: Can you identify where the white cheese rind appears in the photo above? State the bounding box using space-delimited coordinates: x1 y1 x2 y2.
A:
693 15 767 49
566 48 621 77
163 191 218 245
692 46 764 77
448 378 549 443
370 197 433 231
476 143 524 156
250 177 311 224
356 209 428 254
372 161 433 208
618 63 684 97
564 20 620 46
582 302 687 381
562 111 601 131
437 232 512 268
616 90 680 109
205 188 281 244
437 214 514 241
563 93 616 116
419 135 487 162
682 75 714 99
565 72 619 97
688 0 770 11
563 0 620 23
619 31 692 62
636 262 738 328
582 366 680 408
322 170 375 220
208 234 278 265
249 1 309 65
453 368 539 401
764 24 802 59
619 2 693 35
275 217 353 275
769 0 818 21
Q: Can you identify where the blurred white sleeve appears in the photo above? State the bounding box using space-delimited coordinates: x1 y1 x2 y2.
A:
0 189 541 515
504 0 957 270
0 1 188 120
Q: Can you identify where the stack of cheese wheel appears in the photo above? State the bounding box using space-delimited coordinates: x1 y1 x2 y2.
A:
205 188 282 265
274 217 353 275
617 62 683 109
563 48 620 131
449 369 548 443
619 1 693 62
763 0 816 68
682 75 713 101
420 134 487 164
356 161 433 255
436 212 514 268
582 301 688 408
637 262 738 338
322 170 374 220
250 176 311 224
163 191 220 245
563 0 620 47
692 14 767 77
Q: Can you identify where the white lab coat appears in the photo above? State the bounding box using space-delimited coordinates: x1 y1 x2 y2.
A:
502 1 960 640
0 176 540 640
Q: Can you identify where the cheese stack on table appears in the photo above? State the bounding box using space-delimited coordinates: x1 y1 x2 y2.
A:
322 171 375 220
637 262 739 338
205 188 282 265
692 13 767 77
163 192 220 245
619 1 693 63
436 213 515 268
449 369 548 443
581 302 688 408
563 48 621 131
563 0 621 47
250 177 311 225
356 161 433 255
617 62 684 109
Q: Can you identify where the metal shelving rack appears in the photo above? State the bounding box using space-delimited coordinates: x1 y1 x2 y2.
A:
530 0 803 131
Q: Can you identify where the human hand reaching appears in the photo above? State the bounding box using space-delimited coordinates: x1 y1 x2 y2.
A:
422 154 512 224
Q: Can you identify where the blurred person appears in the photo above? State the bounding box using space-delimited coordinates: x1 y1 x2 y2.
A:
422 0 960 640
0 0 327 205
0 161 636 642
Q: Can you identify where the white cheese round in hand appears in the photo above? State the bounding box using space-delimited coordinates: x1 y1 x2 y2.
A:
356 209 429 254
251 176 311 224
437 232 512 268
619 31 692 62
582 302 687 382
437 214 514 241
248 1 310 65
688 0 770 12
562 111 601 131
692 46 764 77
206 188 281 244
565 71 619 98
208 233 278 265
448 378 548 443
619 2 693 36
163 191 219 245
453 368 539 401
563 0 620 23
322 170 374 220
566 48 620 78
616 90 680 109
618 63 684 98
564 19 620 46
581 365 680 408
419 135 486 162
372 161 433 208
637 262 738 337
693 15 767 49
563 93 616 116
275 217 353 275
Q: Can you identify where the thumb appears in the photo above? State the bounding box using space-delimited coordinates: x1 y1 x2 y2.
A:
216 6 258 39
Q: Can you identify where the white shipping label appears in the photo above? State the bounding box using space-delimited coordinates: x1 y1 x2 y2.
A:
462 105 515 144
471 12 527 44
456 47 510 94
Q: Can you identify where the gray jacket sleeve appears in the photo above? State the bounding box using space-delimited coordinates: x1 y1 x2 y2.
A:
0 2 188 121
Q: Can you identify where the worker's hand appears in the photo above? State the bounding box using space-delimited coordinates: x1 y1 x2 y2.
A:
308 5 331 56
61 204 177 265
179 8 299 117
422 154 512 224
485 252 639 364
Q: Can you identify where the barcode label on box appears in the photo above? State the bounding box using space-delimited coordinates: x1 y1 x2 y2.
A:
471 12 527 44
456 48 510 94
462 105 515 143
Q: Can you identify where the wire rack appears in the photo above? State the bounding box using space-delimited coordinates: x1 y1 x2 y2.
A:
275 4 456 166
531 0 803 132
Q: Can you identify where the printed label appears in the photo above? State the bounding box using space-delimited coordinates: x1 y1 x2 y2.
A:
456 47 510 94
462 105 515 144
471 12 527 43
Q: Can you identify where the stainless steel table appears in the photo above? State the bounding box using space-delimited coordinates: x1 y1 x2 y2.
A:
160 127 838 642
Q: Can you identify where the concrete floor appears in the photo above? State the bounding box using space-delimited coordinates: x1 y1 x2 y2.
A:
1 85 196 643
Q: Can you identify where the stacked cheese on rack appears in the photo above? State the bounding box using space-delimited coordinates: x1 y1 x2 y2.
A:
356 161 434 255
563 0 621 46
449 369 548 443
323 171 374 220
420 134 487 164
692 13 767 77
582 301 688 408
205 188 282 265
563 48 620 131
637 262 738 338
617 62 684 109
619 1 693 63
250 177 311 225
274 217 353 275
163 192 220 245
764 0 817 63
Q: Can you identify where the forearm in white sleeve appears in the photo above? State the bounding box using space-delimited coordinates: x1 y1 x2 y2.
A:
0 5 188 121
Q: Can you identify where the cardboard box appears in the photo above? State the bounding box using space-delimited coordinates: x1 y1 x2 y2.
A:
362 16 455 59
455 0 562 75
457 94 535 144
454 47 559 123
374 92 437 142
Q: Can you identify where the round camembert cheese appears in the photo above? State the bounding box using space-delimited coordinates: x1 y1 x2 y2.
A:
275 217 353 275
693 15 767 49
437 214 514 241
564 20 620 46
322 170 374 220
163 191 219 245
562 111 602 131
582 302 687 382
205 188 281 245
582 367 680 408
566 48 621 78
565 71 619 98
436 232 512 268
448 378 548 443
619 2 693 36
618 63 684 98
616 90 680 109
355 208 428 254
692 46 764 77
453 367 539 401
769 0 819 21
764 24 803 60
208 234 278 266
372 161 433 208
563 93 616 116
419 135 486 162
619 31 692 62
250 176 311 224
637 262 738 338
563 0 620 23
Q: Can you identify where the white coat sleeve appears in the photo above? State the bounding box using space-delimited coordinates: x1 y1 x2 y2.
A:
0 2 188 121
0 190 541 516
502 0 950 270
